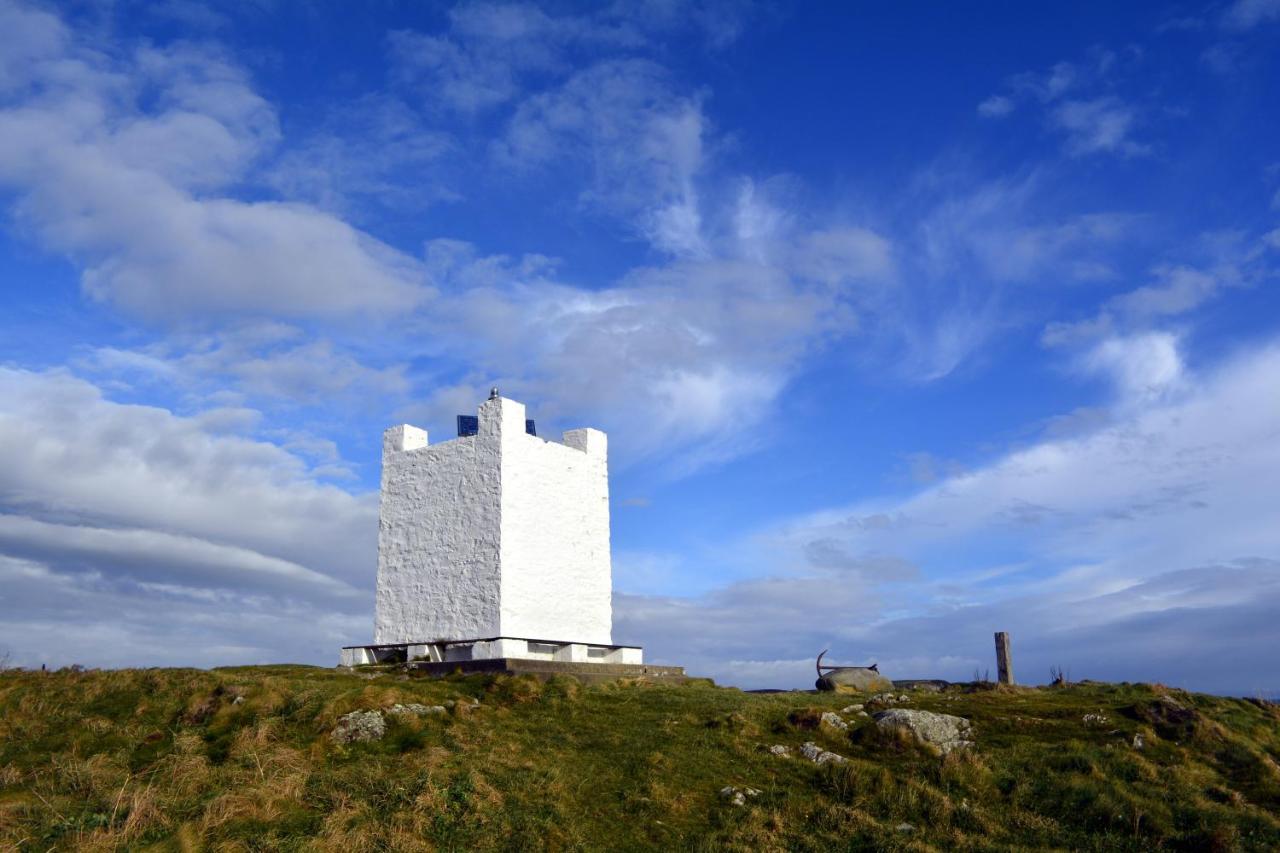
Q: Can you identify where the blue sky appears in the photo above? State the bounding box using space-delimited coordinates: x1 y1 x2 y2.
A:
1 0 1279 693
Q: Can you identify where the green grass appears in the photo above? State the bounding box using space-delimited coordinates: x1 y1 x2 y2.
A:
1 667 1278 851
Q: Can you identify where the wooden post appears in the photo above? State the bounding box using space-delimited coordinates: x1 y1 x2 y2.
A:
994 631 1013 685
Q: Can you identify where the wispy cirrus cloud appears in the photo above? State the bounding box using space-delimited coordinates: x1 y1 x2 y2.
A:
977 49 1149 158
1222 0 1280 30
1042 230 1276 347
492 58 711 256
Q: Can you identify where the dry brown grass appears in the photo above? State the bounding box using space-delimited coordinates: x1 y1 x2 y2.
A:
2 667 1279 850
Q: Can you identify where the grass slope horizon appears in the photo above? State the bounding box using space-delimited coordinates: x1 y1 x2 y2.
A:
1 665 1279 850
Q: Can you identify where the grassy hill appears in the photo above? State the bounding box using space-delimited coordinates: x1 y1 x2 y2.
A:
1 665 1278 851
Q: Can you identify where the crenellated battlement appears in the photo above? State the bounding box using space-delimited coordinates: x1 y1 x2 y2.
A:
382 393 606 460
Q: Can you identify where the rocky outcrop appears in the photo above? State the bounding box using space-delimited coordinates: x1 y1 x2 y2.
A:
873 709 973 754
331 710 386 743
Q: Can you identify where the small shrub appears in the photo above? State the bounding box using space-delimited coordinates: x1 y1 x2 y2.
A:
485 675 543 705
785 708 824 730
1131 695 1200 741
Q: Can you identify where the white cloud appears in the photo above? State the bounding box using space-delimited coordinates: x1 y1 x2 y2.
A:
493 59 709 254
0 0 66 94
1042 236 1266 347
265 94 457 214
1222 0 1280 29
976 94 1013 118
82 325 410 407
410 228 889 470
891 174 1129 380
0 514 358 600
0 365 380 668
1050 97 1148 157
387 1 750 115
0 367 377 585
977 50 1149 158
620 337 1280 691
0 4 428 321
0 553 366 669
1080 331 1184 403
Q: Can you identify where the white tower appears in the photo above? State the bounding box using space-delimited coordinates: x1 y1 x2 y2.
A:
343 391 643 667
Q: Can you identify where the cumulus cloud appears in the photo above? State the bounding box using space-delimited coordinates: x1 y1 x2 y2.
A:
0 1 428 321
1080 331 1184 403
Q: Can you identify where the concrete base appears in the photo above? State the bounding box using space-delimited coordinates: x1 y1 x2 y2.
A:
405 657 688 685
340 636 643 668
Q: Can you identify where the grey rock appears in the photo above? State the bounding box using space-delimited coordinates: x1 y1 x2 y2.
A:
896 822 916 834
799 741 847 765
820 711 849 731
388 703 447 716
1132 733 1145 750
839 704 864 714
874 708 973 754
768 744 790 757
719 785 761 807
332 710 386 743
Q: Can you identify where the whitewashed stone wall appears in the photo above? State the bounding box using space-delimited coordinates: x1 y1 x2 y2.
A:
374 395 612 646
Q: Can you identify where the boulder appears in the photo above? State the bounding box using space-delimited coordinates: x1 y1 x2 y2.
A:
874 708 973 754
331 710 386 743
816 667 894 694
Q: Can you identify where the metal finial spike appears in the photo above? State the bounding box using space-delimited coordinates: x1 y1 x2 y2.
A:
489 386 499 400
